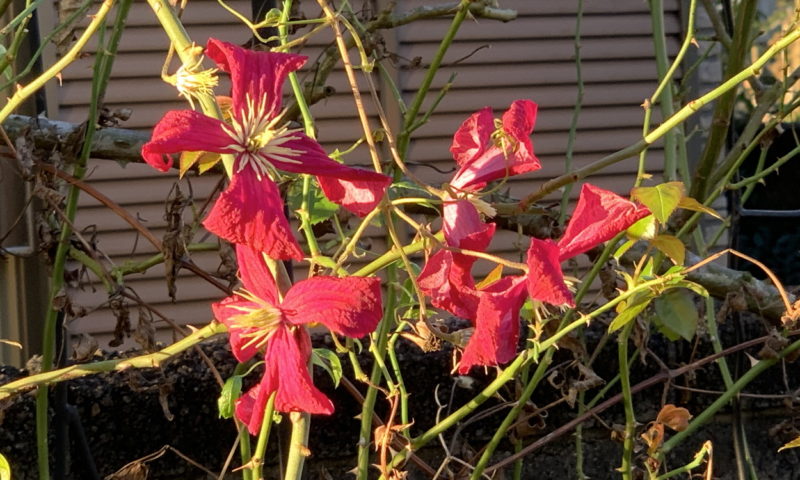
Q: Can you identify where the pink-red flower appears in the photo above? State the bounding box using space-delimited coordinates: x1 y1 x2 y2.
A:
526 183 651 307
418 100 541 373
442 100 540 248
213 245 382 434
141 39 392 260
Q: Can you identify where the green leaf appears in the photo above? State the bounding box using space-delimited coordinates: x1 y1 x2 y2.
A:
626 215 657 240
217 375 243 419
677 196 723 220
609 296 652 332
630 182 685 223
312 348 343 388
287 180 340 225
654 289 698 341
650 234 685 265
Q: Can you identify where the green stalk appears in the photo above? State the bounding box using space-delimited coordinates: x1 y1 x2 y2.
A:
688 0 758 201
284 412 311 480
396 0 469 158
519 22 800 209
36 3 131 477
381 353 530 478
559 0 585 223
356 268 397 480
0 0 114 124
656 442 711 479
250 392 277 480
470 351 553 479
617 321 636 479
1 323 226 401
387 324 410 432
659 337 800 457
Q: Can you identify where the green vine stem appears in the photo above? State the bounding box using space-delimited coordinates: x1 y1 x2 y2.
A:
396 0 469 159
558 0 585 223
688 0 758 202
656 441 711 479
518 22 800 210
250 392 277 480
381 353 530 478
356 271 397 480
0 0 114 124
0 323 226 401
35 2 131 477
617 320 637 479
284 411 311 480
658 336 800 458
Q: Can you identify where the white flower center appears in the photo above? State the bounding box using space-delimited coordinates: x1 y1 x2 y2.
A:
223 94 304 181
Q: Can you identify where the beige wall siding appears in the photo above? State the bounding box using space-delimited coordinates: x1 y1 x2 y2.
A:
51 0 680 347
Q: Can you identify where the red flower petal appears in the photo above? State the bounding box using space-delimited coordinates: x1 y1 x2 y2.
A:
203 170 304 261
501 100 538 163
235 326 333 435
418 250 480 319
458 276 527 373
526 238 575 307
271 134 391 216
206 38 306 119
443 199 496 250
282 276 382 338
450 100 540 191
557 184 650 261
212 295 261 363
450 107 493 166
235 244 279 305
141 110 236 172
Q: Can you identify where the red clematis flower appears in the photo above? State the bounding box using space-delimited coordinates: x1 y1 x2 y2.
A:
526 183 651 307
141 39 392 260
442 99 540 248
212 245 382 434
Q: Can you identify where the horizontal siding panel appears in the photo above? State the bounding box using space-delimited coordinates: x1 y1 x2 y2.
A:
402 37 681 66
76 174 220 208
400 59 665 90
68 299 217 336
397 14 681 43
398 0 679 16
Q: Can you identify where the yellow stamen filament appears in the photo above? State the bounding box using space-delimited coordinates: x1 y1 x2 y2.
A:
227 288 285 351
222 94 305 181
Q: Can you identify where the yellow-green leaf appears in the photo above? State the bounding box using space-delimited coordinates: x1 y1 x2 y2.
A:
179 151 221 177
626 215 657 240
476 264 504 290
654 289 698 341
609 297 652 332
779 435 800 452
651 234 685 265
0 451 10 480
630 182 685 223
677 196 723 219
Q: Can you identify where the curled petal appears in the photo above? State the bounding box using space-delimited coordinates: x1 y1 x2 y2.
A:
557 183 650 261
141 110 236 172
271 134 391 216
450 107 493 166
235 244 279 305
526 238 575 307
458 276 527 373
443 199 496 250
212 295 261 363
418 250 479 319
203 170 304 261
501 100 538 163
282 276 382 338
206 38 306 118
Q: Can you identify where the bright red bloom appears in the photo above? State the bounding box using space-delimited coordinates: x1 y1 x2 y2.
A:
443 100 540 247
141 39 391 260
526 184 651 307
213 245 382 434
